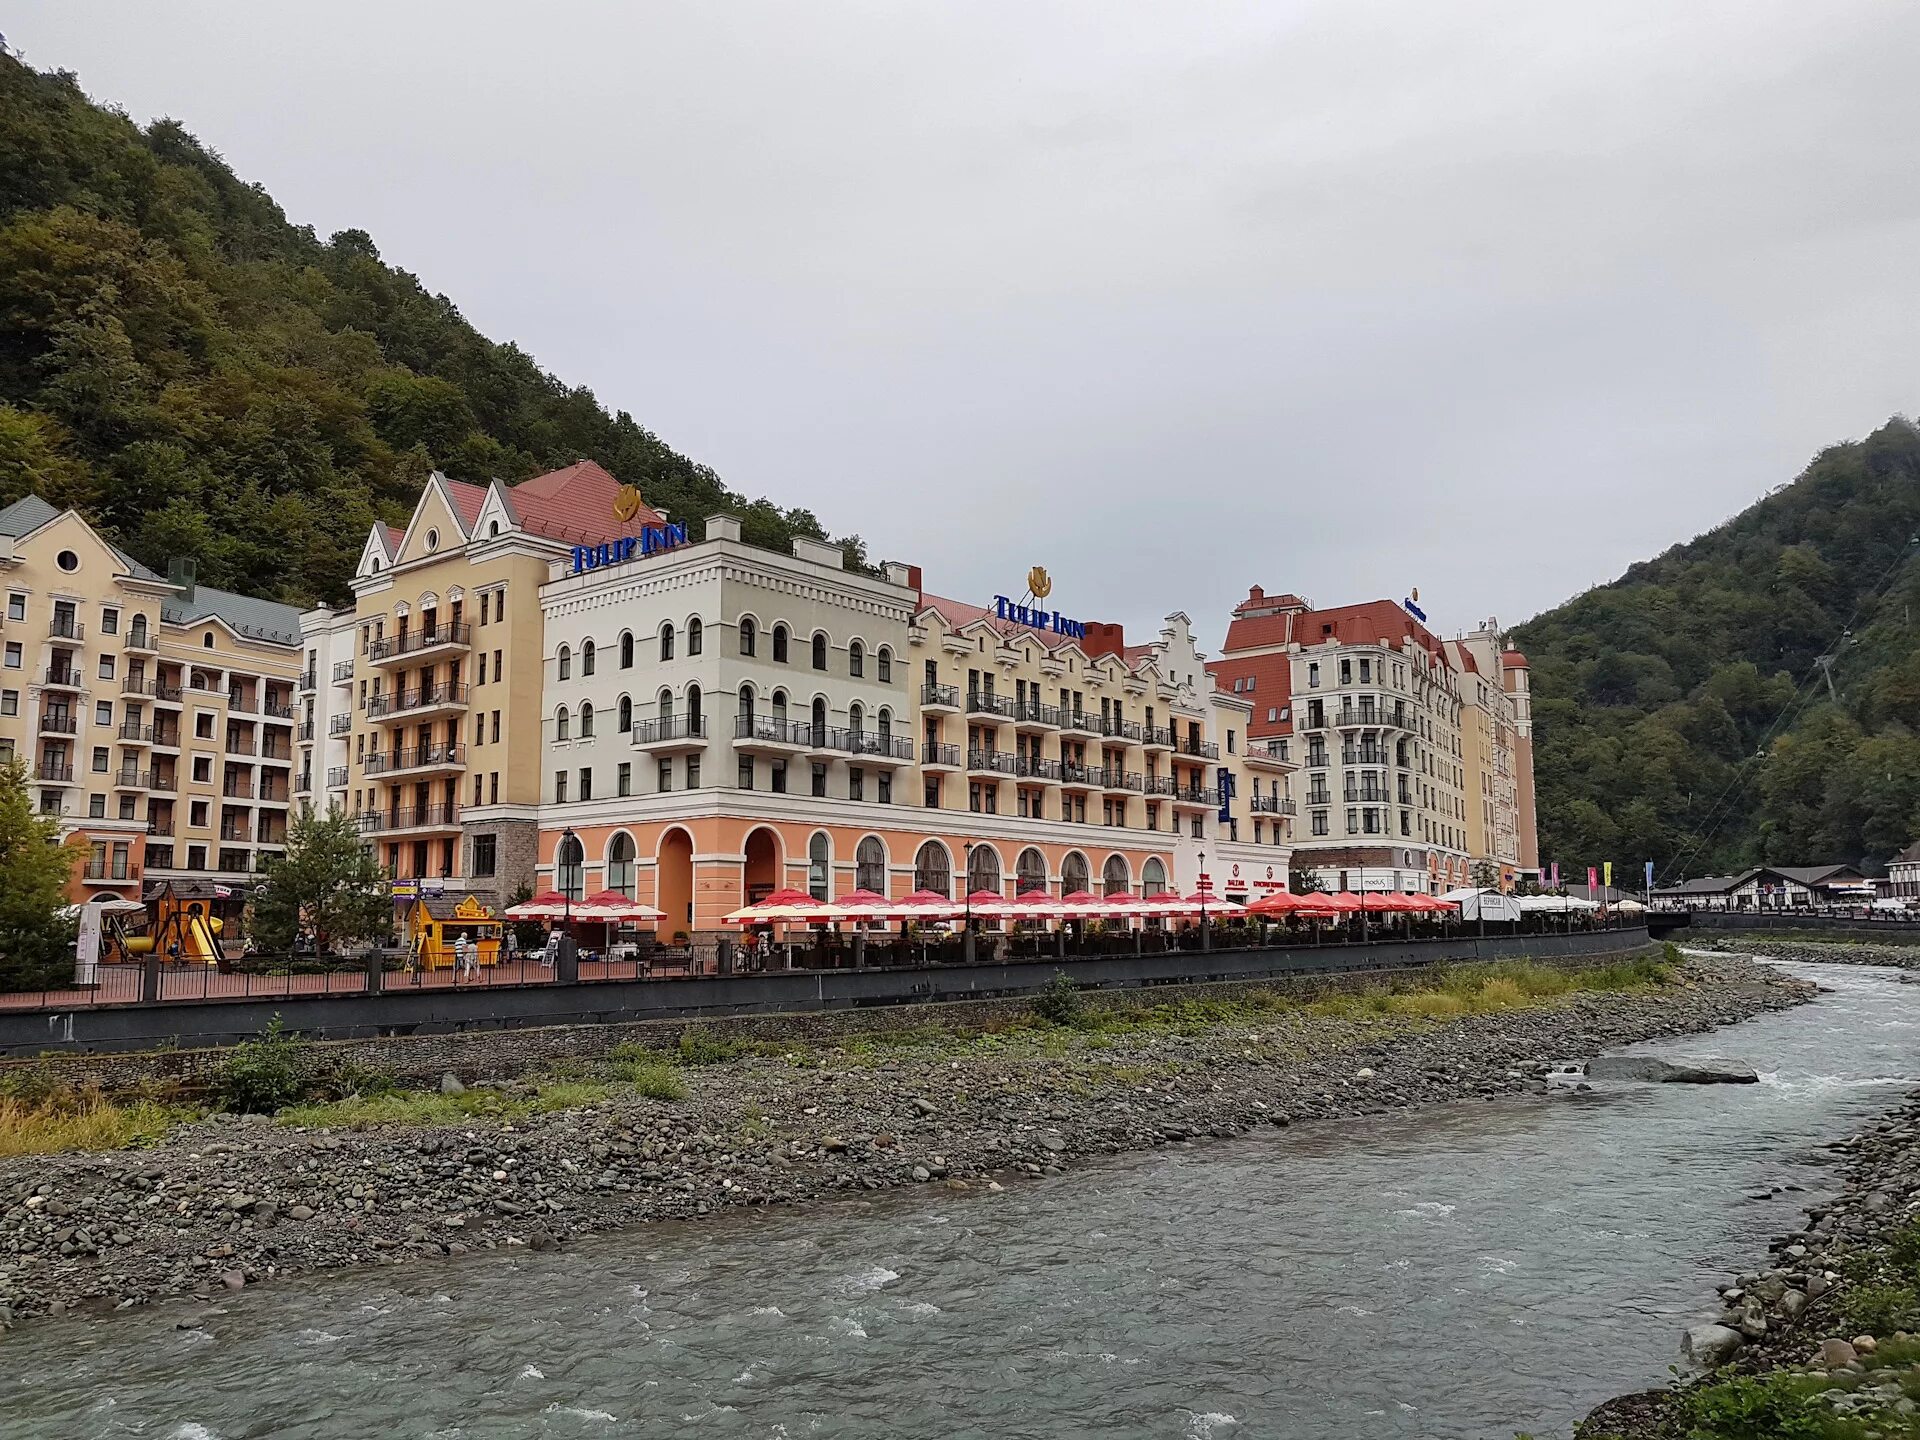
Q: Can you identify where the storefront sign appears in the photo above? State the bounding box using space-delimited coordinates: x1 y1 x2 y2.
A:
992 595 1086 641
571 521 688 576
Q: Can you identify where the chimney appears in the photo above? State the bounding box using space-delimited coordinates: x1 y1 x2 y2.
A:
1082 621 1126 659
167 556 196 603
704 514 742 543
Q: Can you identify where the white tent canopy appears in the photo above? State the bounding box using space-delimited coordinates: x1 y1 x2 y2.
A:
1514 894 1601 913
1440 887 1524 922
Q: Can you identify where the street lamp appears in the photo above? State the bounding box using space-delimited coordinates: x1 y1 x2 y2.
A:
561 825 577 928
963 841 975 931
1198 848 1207 939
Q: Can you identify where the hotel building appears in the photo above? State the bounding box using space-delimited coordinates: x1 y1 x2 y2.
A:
1213 587 1506 893
0 496 301 899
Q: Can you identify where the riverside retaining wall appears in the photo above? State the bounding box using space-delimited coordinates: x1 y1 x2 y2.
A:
0 928 1654 1082
1678 913 1920 945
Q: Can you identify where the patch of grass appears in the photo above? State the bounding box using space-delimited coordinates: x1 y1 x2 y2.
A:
276 1079 618 1130
0 1093 183 1156
612 1056 688 1101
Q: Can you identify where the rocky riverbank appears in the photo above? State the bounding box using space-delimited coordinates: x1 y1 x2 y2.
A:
0 953 1809 1332
1700 935 1920 971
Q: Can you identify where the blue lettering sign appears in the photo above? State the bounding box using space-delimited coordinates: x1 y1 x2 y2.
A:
572 522 688 575
992 594 1086 642
1402 596 1427 622
1217 765 1234 823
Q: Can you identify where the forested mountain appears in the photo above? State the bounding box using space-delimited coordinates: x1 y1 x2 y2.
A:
1516 417 1920 879
0 58 860 607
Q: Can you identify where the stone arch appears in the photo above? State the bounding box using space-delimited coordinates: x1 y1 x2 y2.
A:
1016 846 1048 894
806 830 832 901
1060 850 1090 894
657 827 694 934
743 826 782 903
966 841 1003 897
856 834 888 893
605 831 638 898
913 839 953 897
1102 852 1131 896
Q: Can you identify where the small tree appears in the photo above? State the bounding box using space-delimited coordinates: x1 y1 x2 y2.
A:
1290 867 1328 895
0 758 80 991
253 805 393 954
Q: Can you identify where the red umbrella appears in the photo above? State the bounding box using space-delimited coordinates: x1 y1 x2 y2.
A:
1057 890 1106 916
1292 892 1343 915
505 890 574 920
576 890 667 921
1246 891 1305 915
1326 891 1367 913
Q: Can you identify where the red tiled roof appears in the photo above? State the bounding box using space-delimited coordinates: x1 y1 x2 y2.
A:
1447 640 1480 675
1501 648 1529 668
382 525 405 550
441 478 489 531
502 460 667 547
918 594 1134 663
1224 596 1452 670
1204 655 1295 736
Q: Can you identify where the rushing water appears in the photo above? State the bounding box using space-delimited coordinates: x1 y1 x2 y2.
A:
6 958 1920 1440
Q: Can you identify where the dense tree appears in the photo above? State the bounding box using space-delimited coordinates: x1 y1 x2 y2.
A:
0 58 869 605
251 806 394 954
1518 418 1920 880
0 758 80 991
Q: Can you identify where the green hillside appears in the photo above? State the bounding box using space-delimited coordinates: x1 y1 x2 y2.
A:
0 57 860 606
1515 417 1920 880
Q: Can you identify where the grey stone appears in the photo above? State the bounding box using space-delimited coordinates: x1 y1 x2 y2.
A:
1684 1324 1744 1367
1820 1338 1858 1368
440 1073 465 1095
1586 1056 1759 1084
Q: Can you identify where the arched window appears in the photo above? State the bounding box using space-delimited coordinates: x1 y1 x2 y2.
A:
555 705 571 741
607 833 637 898
557 832 585 901
811 631 828 671
1061 851 1090 894
849 640 864 679
967 844 1001 896
877 646 893 683
618 695 632 733
686 683 703 728
810 696 827 745
557 644 571 681
849 701 864 734
1016 847 1048 894
856 835 887 893
658 689 674 723
582 639 596 677
808 832 831 901
660 622 675 661
619 631 634 669
687 617 703 656
913 841 952 898
739 616 756 657
772 689 788 723
1142 857 1169 897
772 624 788 663
1102 853 1131 896
579 701 595 738
877 706 892 740
739 683 756 725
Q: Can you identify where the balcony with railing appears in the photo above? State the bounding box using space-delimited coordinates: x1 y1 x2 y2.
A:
1104 769 1144 792
367 621 472 665
34 762 75 785
328 714 352 736
37 709 77 736
1060 761 1099 788
1249 794 1297 815
1140 725 1174 750
123 625 158 653
147 772 176 793
43 666 82 690
48 616 83 641
257 779 291 805
356 804 461 835
1099 716 1144 742
842 729 914 763
81 860 132 883
222 777 254 800
1171 785 1222 808
1061 710 1099 736
1010 699 1062 730
921 741 960 769
110 768 149 789
367 682 470 719
1176 737 1220 760
298 720 316 741
226 735 256 756
919 682 960 712
262 701 295 722
118 722 153 745
327 766 349 788
965 691 1014 719
332 659 355 684
966 748 1017 775
734 714 809 753
1143 775 1180 797
146 819 173 837
631 715 707 750
298 668 318 691
361 743 466 778
151 725 180 749
1013 753 1061 783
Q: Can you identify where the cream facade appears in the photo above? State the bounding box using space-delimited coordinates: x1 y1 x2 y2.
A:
1451 619 1531 884
0 496 301 898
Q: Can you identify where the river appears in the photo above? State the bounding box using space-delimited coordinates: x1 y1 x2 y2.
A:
5 957 1917 1440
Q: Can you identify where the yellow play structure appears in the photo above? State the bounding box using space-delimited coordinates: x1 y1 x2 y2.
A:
405 894 503 970
121 886 225 965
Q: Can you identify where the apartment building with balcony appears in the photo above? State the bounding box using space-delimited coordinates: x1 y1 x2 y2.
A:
534 486 1292 932
1447 620 1534 885
0 496 301 898
1213 587 1477 893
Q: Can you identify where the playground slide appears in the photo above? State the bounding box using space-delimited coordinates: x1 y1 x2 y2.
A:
180 914 221 964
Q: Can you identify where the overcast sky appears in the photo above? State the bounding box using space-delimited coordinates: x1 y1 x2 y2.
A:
11 2 1920 651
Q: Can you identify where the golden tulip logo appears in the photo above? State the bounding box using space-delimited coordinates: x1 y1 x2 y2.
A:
1027 566 1052 601
613 484 643 523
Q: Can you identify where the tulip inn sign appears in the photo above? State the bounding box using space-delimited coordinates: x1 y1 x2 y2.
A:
993 594 1087 641
571 521 689 575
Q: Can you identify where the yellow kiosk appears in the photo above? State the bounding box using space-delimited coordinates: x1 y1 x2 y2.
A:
405 894 503 970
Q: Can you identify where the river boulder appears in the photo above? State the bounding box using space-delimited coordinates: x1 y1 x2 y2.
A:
1684 1323 1744 1367
1587 1057 1759 1085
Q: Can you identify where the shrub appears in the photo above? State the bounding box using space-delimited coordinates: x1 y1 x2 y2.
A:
1679 1371 1837 1439
613 1056 687 1101
1842 1282 1920 1337
213 1016 309 1113
1032 970 1085 1026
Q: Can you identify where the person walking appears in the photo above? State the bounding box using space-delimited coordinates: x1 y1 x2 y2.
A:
454 931 474 983
542 927 560 969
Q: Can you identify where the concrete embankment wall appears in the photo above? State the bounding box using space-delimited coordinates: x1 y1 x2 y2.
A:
0 929 1655 1089
1679 914 1920 945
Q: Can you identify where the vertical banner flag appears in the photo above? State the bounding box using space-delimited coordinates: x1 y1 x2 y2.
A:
1603 861 1613 889
1645 860 1655 893
1587 866 1599 894
1549 861 1560 889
